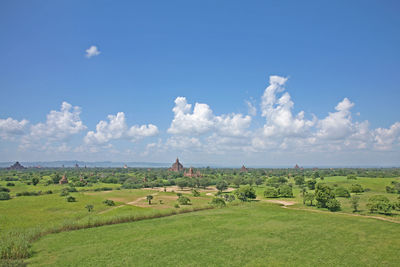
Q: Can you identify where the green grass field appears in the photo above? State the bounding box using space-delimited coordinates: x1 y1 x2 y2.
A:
27 202 400 266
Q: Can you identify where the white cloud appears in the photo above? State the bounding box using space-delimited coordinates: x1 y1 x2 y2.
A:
260 75 315 138
29 102 86 141
168 97 251 137
85 45 101 58
0 118 29 140
84 112 158 145
316 98 355 140
245 100 257 116
373 122 400 151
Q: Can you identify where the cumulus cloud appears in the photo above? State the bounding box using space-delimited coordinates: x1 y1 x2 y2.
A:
85 45 101 58
168 97 251 137
373 122 400 151
29 102 86 141
260 75 315 138
0 118 29 140
84 112 158 145
21 102 86 150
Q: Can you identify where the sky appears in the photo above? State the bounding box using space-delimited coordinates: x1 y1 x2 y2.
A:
0 0 400 167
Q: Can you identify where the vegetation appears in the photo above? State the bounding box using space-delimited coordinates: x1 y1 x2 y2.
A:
0 167 400 265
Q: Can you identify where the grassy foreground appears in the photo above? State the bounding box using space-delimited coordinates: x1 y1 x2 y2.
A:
28 202 400 266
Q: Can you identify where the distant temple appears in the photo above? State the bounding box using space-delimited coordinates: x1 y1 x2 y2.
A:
184 167 202 178
59 174 68 184
294 164 300 169
7 161 26 170
123 164 128 169
240 165 248 172
75 163 79 169
169 158 183 172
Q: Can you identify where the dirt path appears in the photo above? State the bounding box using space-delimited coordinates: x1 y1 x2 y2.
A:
127 193 159 205
98 205 125 214
263 199 399 224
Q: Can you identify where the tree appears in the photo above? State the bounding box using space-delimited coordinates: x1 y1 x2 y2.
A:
103 199 115 206
278 185 293 198
350 184 364 193
233 177 242 188
200 178 211 189
300 187 307 204
264 187 279 198
146 195 153 205
306 179 316 190
176 179 187 190
326 199 341 212
315 183 335 208
367 195 392 214
304 192 315 206
294 176 305 186
32 177 39 186
335 187 350 198
216 180 228 192
85 204 94 212
255 177 264 187
234 185 256 202
350 195 360 212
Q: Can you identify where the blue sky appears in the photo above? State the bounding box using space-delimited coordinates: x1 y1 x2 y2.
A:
0 0 399 166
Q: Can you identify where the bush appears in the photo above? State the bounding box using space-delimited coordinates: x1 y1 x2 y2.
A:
294 176 305 185
216 180 228 192
103 199 115 206
278 185 293 198
6 182 15 187
264 187 279 198
192 189 200 197
85 204 94 212
335 187 350 198
16 191 40 197
177 195 191 205
0 192 10 200
234 185 256 202
93 187 112 192
326 199 341 211
66 196 76 202
367 195 392 214
350 184 364 193
347 175 357 180
0 187 10 192
211 197 226 207
223 194 235 202
174 203 180 208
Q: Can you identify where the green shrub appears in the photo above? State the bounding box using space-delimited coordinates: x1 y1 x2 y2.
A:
367 195 392 214
234 185 256 202
210 197 226 207
177 196 191 205
16 191 40 197
85 204 94 212
278 185 293 198
174 204 180 208
0 192 10 200
347 175 357 180
326 199 341 212
103 199 115 206
306 179 316 190
0 187 10 192
6 182 15 187
223 194 235 202
350 184 364 193
191 189 200 197
335 187 350 198
66 196 76 202
264 187 279 198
